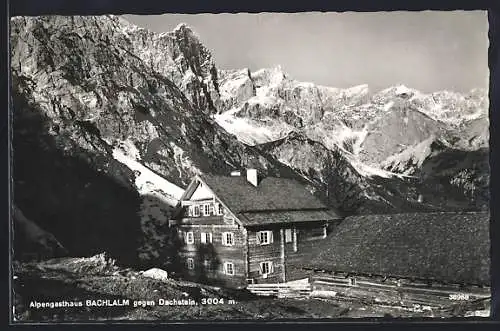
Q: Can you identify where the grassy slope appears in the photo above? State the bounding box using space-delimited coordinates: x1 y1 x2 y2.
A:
12 256 487 322
12 256 350 321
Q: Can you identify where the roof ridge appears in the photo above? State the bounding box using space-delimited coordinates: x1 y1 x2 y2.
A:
345 210 490 217
240 207 330 214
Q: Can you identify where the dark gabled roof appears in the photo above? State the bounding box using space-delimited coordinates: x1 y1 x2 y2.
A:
306 212 490 286
197 174 341 226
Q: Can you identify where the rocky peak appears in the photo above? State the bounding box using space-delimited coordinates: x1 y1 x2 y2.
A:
173 22 191 33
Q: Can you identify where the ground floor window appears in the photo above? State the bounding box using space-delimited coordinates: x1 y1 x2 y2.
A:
311 226 326 239
203 259 214 272
186 258 195 270
285 228 292 243
185 231 194 244
224 262 235 275
259 261 274 275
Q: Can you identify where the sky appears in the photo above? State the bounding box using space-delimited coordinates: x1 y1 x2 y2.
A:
124 11 488 93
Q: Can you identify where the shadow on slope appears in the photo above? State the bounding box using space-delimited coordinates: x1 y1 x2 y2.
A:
11 86 174 267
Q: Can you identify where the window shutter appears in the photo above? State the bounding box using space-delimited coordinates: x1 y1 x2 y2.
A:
259 262 263 274
269 231 274 243
208 233 213 243
256 232 261 244
201 233 206 244
270 262 274 273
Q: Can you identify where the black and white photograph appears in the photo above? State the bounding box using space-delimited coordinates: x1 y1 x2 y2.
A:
10 10 491 322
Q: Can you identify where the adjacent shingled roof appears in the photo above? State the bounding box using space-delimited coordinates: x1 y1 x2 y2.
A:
305 212 490 285
198 174 341 226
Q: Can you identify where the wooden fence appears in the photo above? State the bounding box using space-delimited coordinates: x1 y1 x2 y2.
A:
311 276 491 309
246 282 312 298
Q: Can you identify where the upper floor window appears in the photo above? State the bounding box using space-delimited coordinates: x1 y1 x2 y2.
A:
224 262 235 275
285 229 292 243
216 203 224 215
201 232 213 244
189 205 200 217
222 232 234 246
185 231 194 245
203 204 211 216
257 230 273 245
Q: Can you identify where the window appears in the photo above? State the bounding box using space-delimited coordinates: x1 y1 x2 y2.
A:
201 232 213 244
186 258 195 270
203 204 211 216
257 231 273 245
293 228 298 252
204 259 213 272
285 229 292 243
349 277 357 286
224 262 234 275
192 205 200 217
216 203 224 215
222 232 234 246
185 232 194 244
259 261 274 275
311 226 326 239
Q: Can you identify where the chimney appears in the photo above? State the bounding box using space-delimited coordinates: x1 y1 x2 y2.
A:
246 168 258 187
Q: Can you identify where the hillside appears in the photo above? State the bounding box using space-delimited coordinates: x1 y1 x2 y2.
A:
13 254 484 321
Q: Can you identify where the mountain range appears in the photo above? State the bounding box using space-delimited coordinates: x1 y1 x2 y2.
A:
10 15 490 266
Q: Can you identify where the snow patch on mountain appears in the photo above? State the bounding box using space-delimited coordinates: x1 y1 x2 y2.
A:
383 101 395 112
303 123 368 157
349 158 412 179
169 141 202 176
343 84 370 98
112 140 184 206
381 137 436 175
252 66 287 88
214 112 293 146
